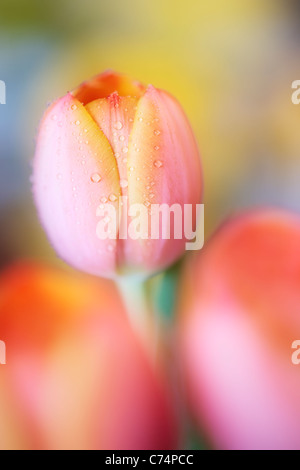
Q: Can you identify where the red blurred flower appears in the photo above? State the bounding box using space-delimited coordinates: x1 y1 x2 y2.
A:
180 210 300 450
0 263 177 450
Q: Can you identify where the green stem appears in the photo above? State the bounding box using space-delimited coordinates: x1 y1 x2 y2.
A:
116 276 161 363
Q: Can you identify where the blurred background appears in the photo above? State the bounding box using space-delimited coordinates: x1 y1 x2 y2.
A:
0 0 300 269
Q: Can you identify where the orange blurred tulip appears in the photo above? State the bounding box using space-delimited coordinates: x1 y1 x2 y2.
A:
180 210 300 450
0 263 177 450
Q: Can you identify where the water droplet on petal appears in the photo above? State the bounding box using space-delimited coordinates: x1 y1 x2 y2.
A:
154 146 160 151
114 121 123 130
122 147 128 154
71 105 77 111
119 135 125 142
75 120 81 126
120 179 128 189
154 129 161 136
109 194 118 202
101 196 108 203
91 173 101 183
154 160 163 168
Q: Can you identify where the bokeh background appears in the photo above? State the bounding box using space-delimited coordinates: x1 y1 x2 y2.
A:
0 0 300 450
0 0 300 268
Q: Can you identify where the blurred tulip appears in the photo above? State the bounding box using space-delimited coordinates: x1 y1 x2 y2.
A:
0 263 177 450
33 70 202 278
180 210 300 450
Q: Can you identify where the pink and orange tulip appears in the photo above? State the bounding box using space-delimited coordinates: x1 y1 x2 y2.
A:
0 263 177 450
180 210 300 450
33 71 202 278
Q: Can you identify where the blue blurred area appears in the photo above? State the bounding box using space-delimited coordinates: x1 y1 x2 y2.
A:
0 38 51 206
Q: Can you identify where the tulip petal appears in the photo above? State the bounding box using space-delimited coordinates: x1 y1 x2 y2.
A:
126 85 202 272
33 94 121 277
73 70 145 106
86 94 138 193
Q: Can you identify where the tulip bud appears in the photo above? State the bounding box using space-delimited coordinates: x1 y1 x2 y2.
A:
180 210 300 450
33 71 202 278
0 263 177 450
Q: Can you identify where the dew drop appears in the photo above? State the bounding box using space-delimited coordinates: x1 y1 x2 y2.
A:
144 200 151 208
109 194 118 202
71 105 77 111
101 196 108 203
114 121 123 130
91 173 102 183
120 179 128 189
154 145 160 151
154 129 161 136
119 135 125 142
154 160 163 168
122 147 129 154
75 120 81 126
115 152 120 158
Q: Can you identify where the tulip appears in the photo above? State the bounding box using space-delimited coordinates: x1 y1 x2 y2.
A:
0 263 177 450
33 71 202 278
180 210 300 450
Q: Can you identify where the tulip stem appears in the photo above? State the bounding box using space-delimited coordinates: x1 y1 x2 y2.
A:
116 276 161 363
